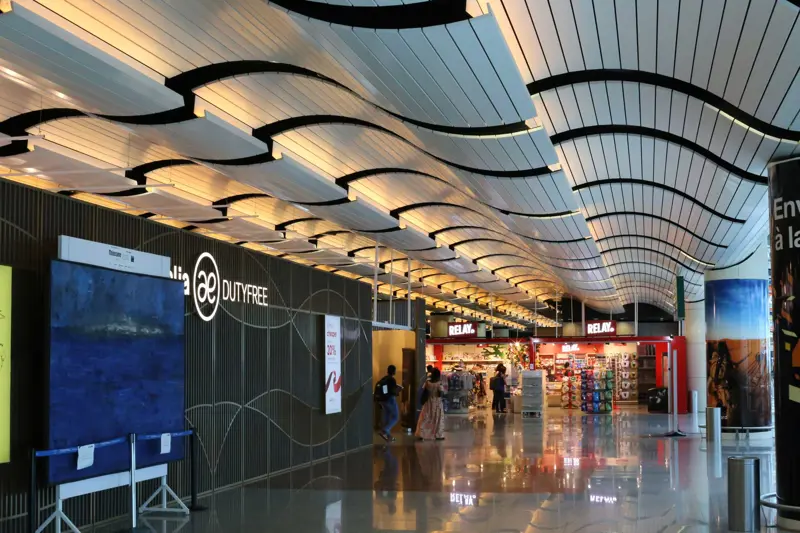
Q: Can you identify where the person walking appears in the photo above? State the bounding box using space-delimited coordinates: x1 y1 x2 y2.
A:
415 368 445 440
376 365 402 442
492 364 507 413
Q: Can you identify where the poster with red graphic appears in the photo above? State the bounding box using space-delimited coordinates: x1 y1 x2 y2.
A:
324 315 342 414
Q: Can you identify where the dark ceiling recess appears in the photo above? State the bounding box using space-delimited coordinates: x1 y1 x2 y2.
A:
544 300 674 323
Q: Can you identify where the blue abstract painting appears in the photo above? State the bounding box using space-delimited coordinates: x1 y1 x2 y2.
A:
47 260 185 484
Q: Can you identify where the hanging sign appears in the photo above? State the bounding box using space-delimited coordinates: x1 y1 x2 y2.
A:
324 315 342 414
448 322 478 337
586 320 616 336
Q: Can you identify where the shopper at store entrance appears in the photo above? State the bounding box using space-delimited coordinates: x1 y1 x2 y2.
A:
491 364 507 413
415 368 445 440
376 365 402 442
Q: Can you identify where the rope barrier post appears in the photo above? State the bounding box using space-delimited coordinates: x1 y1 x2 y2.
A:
28 448 36 533
189 431 206 511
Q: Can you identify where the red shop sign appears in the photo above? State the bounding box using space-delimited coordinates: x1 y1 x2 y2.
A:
448 321 478 337
585 320 616 336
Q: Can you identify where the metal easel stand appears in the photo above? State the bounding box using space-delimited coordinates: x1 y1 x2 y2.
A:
29 436 130 533
139 475 190 515
34 486 80 533
137 430 195 516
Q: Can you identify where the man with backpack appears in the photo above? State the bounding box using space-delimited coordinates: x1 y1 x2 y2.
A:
375 365 402 442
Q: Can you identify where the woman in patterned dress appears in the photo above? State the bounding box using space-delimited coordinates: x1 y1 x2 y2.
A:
415 368 445 440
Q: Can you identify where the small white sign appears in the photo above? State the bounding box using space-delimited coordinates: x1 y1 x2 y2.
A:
77 444 95 470
160 433 171 455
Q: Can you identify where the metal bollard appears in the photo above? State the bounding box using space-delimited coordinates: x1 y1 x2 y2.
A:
728 456 760 531
707 407 721 442
690 390 698 414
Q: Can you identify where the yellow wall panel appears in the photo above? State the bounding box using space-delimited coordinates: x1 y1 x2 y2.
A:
0 265 10 464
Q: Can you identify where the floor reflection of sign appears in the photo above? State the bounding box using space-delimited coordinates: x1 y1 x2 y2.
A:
450 493 478 507
325 500 342 533
589 494 617 504
0 266 10 464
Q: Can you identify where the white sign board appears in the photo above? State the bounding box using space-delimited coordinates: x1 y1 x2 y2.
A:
324 315 342 414
58 236 170 277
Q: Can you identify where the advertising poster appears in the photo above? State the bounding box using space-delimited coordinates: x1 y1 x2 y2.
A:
769 158 800 520
0 266 10 464
705 278 770 427
324 315 342 414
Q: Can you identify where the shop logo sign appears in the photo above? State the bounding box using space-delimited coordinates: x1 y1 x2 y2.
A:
586 320 616 336
561 343 579 353
170 252 269 322
448 322 477 337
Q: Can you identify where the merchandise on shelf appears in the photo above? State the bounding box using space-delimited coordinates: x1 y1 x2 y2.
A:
442 371 474 414
580 366 614 414
560 369 580 409
545 381 561 407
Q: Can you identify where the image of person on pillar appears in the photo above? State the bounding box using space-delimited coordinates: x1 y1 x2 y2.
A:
778 265 800 391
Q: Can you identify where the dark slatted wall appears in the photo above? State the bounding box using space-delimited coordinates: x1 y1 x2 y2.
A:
0 179 373 530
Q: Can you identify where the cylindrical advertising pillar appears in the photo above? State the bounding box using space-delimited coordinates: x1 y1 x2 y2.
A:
705 245 771 430
769 157 800 527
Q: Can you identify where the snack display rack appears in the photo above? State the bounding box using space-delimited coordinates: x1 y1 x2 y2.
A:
521 370 545 418
580 366 614 414
604 352 639 405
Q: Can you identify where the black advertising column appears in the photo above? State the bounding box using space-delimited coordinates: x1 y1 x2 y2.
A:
769 157 800 528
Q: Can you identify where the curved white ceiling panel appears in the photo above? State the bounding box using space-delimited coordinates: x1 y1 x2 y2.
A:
1 0 795 316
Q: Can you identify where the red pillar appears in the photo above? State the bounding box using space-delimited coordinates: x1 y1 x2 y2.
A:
433 344 443 370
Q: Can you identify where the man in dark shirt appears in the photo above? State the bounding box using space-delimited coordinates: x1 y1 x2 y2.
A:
379 365 402 441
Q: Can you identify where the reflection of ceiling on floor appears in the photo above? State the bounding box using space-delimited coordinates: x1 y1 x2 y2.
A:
0 0 795 320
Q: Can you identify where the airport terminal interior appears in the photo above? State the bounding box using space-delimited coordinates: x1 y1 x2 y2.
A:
0 0 798 531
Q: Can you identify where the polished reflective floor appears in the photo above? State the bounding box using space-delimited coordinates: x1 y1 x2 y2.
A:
104 408 781 532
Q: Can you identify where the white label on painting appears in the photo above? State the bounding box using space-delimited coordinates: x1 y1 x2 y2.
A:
160 433 171 455
77 444 95 470
324 315 342 414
